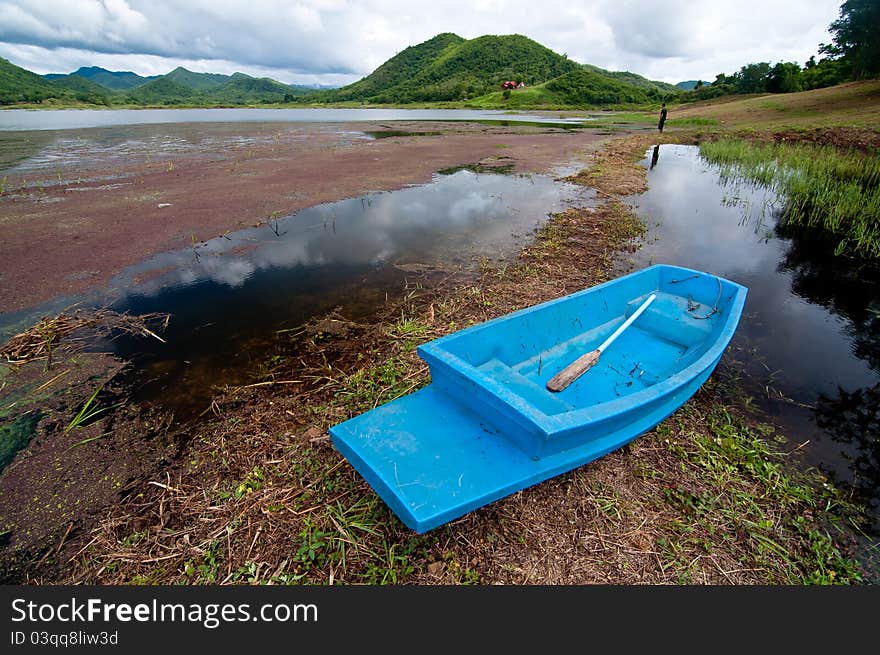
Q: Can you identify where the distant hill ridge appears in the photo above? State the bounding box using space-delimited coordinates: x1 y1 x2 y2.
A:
163 67 230 90
581 64 679 94
2 34 680 107
124 68 311 104
47 74 112 98
675 80 702 90
45 66 160 90
1 57 81 104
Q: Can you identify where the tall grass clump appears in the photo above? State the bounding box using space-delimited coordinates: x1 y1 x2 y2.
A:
700 140 880 259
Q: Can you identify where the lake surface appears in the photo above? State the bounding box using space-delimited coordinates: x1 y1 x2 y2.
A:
0 107 589 131
0 168 593 414
627 144 880 536
0 121 371 175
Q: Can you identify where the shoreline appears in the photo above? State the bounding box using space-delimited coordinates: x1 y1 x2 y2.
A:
0 127 874 584
0 120 607 313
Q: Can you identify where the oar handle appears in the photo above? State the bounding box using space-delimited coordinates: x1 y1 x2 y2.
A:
597 293 656 353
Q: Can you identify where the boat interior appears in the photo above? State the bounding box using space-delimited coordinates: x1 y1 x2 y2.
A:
436 269 739 415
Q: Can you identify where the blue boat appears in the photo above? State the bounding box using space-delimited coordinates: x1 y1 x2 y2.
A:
330 264 747 532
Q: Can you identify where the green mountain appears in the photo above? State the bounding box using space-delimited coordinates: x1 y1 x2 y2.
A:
313 33 581 103
119 71 311 105
206 73 309 103
318 32 465 102
0 57 71 104
47 74 112 104
45 66 158 90
121 67 237 104
3 58 313 107
48 74 109 94
582 64 678 94
164 67 230 90
123 76 197 104
2 33 680 109
676 80 701 90
306 32 677 106
543 68 655 105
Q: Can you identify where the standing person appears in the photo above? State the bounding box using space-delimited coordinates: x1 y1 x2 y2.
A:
658 103 668 133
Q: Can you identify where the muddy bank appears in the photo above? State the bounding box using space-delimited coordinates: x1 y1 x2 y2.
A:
0 121 606 313
55 194 866 585
0 118 609 581
1 129 870 585
0 311 185 582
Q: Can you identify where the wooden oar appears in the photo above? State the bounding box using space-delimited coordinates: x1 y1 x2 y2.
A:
546 293 657 392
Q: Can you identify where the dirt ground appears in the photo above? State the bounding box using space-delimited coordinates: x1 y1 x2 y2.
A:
0 121 608 313
0 123 871 585
0 119 612 581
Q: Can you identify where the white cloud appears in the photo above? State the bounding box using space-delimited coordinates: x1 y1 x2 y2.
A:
600 0 702 59
0 0 844 85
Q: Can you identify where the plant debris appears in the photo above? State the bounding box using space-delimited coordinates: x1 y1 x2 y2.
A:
2 134 872 585
1 309 170 367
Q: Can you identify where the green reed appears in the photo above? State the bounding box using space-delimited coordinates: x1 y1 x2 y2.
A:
700 139 880 258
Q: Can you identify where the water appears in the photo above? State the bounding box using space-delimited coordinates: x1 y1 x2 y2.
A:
0 108 589 132
0 169 591 414
0 122 367 175
628 144 880 533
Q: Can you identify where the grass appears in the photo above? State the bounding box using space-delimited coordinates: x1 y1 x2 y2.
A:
64 385 115 434
61 343 867 585
700 139 880 258
659 402 864 583
51 172 871 585
667 117 719 127
331 356 427 409
465 86 560 109
6 96 878 584
670 80 880 131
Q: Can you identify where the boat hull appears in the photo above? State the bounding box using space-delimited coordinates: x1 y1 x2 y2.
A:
331 357 719 532
329 265 747 532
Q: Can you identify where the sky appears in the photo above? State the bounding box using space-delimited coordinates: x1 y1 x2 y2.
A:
0 0 844 87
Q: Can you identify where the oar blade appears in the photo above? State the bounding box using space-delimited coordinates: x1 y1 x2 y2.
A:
546 349 600 392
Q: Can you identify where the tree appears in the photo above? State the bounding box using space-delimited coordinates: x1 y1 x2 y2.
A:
734 62 771 93
820 0 880 78
802 57 848 89
766 62 803 93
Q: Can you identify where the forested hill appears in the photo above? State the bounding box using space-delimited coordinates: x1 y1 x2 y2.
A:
0 57 317 106
581 64 679 94
2 35 692 108
0 57 75 105
123 70 311 104
310 33 583 103
320 32 466 102
45 66 159 90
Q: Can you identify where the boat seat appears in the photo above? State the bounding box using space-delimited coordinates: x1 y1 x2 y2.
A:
627 292 714 347
477 358 572 415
